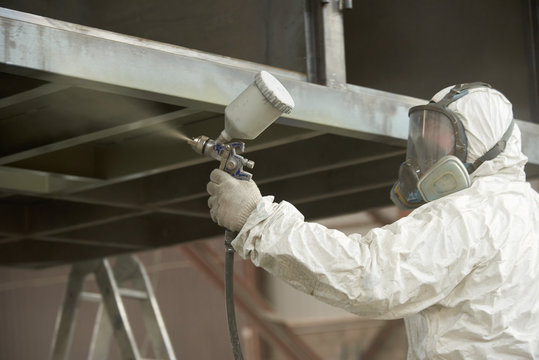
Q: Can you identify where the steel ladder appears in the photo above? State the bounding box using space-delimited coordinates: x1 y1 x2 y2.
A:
50 255 176 360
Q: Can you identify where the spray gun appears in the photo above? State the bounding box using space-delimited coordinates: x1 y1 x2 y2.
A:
188 71 294 360
188 70 294 180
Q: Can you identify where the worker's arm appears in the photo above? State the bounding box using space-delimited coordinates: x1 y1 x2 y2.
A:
232 194 491 319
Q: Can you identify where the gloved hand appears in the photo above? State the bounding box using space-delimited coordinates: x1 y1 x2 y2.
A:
206 169 262 232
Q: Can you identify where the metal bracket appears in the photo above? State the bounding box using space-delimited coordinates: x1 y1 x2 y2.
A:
340 0 353 10
321 0 353 10
305 0 349 87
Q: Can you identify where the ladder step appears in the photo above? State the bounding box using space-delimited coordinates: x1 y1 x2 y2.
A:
118 288 149 300
81 292 102 302
80 289 149 302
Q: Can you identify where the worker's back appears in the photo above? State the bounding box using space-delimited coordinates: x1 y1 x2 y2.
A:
405 173 539 359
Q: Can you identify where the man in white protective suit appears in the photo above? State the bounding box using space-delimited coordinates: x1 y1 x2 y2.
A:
206 82 539 359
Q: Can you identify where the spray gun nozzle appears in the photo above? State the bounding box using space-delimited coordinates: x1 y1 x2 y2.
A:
188 135 211 155
187 137 197 147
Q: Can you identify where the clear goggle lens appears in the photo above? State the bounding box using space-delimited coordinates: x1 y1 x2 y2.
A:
406 110 456 173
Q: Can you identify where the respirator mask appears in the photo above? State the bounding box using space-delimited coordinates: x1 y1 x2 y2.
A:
391 82 515 210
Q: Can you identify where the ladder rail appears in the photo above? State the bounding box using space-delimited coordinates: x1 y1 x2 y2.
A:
126 256 177 360
94 259 142 360
50 269 86 360
51 261 99 360
88 303 114 360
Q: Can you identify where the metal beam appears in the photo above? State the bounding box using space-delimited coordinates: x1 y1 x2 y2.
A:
41 212 222 249
0 108 204 165
89 123 316 183
24 200 140 235
0 138 400 244
297 184 394 220
35 235 144 250
0 7 304 111
0 83 70 109
159 152 402 215
65 134 400 207
257 153 402 201
2 7 538 163
524 0 539 122
304 0 352 87
0 86 182 158
54 125 316 195
518 119 539 164
0 197 213 248
319 0 351 84
1 110 315 194
160 182 396 224
160 155 401 219
0 238 135 266
0 152 398 246
0 166 100 194
303 0 322 83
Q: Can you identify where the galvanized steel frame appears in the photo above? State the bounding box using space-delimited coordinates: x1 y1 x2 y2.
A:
0 5 538 254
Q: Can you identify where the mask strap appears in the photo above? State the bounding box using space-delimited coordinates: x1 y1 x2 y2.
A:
467 120 515 173
436 82 492 107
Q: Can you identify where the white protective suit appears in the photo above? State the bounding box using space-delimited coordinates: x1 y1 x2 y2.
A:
231 87 539 359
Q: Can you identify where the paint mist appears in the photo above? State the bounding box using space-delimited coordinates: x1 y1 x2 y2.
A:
154 123 192 143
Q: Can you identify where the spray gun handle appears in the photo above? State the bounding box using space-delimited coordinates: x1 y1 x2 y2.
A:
219 142 254 181
189 136 254 181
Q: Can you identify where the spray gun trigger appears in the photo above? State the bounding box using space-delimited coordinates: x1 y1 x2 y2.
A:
228 142 246 154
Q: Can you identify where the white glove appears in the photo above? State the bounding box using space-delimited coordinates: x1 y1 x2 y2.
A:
206 169 262 232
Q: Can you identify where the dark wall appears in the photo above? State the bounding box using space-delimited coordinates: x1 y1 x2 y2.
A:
344 0 537 122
